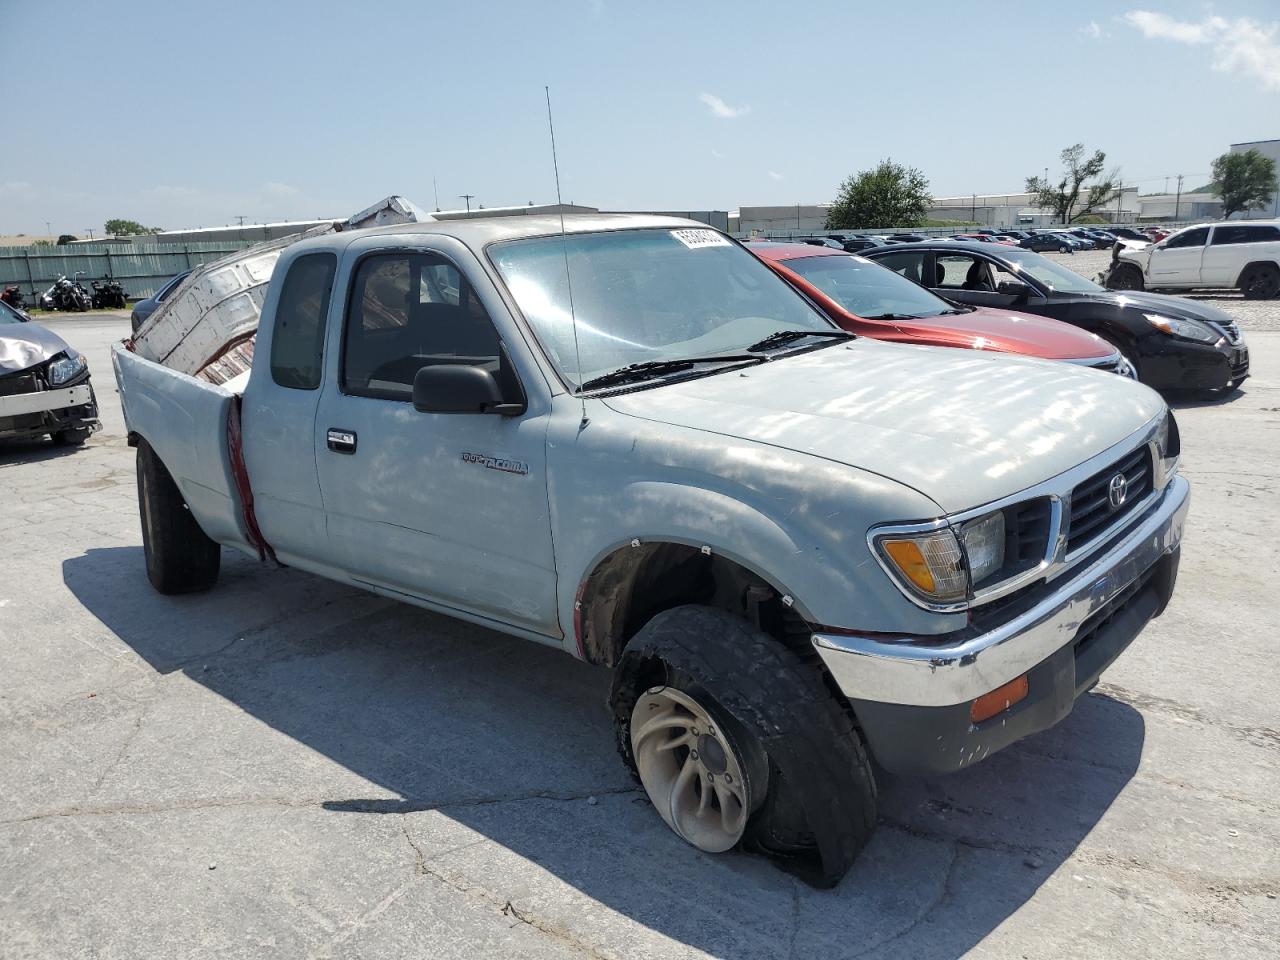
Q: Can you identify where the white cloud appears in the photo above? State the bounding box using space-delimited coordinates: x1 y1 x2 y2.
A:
768 170 784 181
699 92 751 119
1124 10 1280 90
1082 20 1104 40
710 149 725 159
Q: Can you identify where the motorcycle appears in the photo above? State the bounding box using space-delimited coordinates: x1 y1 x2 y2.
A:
91 277 127 309
40 274 92 312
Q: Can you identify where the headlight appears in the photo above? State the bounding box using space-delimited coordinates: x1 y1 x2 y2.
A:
1154 411 1180 486
1144 313 1218 344
46 353 86 385
875 509 1007 605
878 528 968 603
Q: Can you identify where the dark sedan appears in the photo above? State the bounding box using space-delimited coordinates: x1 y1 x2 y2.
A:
1021 233 1074 253
862 241 1249 393
129 270 191 332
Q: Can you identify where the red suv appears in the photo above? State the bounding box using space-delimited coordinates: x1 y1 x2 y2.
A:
747 242 1133 375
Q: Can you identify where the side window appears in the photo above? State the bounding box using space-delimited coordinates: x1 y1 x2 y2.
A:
270 253 336 391
343 253 503 401
1211 224 1280 245
871 251 927 284
935 254 989 290
1164 227 1209 250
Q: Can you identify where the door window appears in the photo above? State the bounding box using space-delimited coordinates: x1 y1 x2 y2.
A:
870 250 927 284
1163 227 1209 250
342 253 503 401
270 253 337 391
1210 224 1280 245
935 253 992 290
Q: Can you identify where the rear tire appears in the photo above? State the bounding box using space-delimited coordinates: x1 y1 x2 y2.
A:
611 605 877 888
136 439 220 594
1239 263 1280 300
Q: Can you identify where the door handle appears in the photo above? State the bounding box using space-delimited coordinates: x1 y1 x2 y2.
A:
326 428 357 454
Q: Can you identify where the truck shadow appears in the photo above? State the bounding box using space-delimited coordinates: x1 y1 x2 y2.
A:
63 546 1144 960
0 437 88 464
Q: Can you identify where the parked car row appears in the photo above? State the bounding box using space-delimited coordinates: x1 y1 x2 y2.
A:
113 212 1193 887
779 225 1178 257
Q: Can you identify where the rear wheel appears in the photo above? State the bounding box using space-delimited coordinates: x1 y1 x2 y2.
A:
136 439 220 594
612 605 877 887
1239 263 1280 300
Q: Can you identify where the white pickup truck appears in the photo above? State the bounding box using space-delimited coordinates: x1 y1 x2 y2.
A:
113 214 1189 886
1106 220 1280 298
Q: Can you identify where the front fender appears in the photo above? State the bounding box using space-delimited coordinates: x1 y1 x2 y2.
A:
548 399 962 652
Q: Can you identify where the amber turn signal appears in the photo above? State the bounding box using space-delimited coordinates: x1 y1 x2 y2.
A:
970 675 1029 724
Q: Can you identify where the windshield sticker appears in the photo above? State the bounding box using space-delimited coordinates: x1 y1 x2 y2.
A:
670 229 730 250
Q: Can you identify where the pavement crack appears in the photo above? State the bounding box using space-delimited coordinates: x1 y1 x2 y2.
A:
399 819 426 876
847 840 961 958
1096 683 1280 751
86 701 152 800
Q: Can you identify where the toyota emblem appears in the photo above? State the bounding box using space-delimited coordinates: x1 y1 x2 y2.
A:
1107 472 1128 510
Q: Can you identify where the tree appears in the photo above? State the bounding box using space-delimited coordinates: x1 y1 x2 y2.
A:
1211 149 1277 218
1025 144 1121 223
104 218 156 237
825 159 931 230
56 234 79 245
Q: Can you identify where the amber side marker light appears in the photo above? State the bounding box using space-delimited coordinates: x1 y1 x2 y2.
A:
970 675 1029 724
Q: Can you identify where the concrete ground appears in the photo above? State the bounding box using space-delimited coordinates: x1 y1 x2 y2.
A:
1 301 1277 958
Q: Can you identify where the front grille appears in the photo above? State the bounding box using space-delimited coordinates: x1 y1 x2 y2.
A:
0 370 41 397
1066 446 1152 553
1072 562 1158 664
1002 497 1052 576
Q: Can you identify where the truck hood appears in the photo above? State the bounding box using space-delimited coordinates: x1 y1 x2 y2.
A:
603 339 1163 514
893 306 1113 360
0 322 72 374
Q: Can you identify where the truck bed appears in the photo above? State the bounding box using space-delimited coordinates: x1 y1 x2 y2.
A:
112 344 253 555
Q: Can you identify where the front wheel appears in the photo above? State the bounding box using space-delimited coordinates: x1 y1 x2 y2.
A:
1239 263 1280 300
611 605 877 887
136 439 220 594
1108 263 1145 292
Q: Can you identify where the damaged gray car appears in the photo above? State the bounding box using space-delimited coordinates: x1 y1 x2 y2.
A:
0 300 100 446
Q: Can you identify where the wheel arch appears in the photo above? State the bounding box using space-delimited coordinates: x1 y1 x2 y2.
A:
574 537 816 670
1234 259 1280 287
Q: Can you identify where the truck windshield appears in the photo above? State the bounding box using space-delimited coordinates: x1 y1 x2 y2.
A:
783 254 957 319
490 228 835 391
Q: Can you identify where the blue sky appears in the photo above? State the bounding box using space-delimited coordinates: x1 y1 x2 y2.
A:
3 0 1278 234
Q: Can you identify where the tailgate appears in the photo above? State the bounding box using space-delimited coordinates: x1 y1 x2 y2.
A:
112 343 249 550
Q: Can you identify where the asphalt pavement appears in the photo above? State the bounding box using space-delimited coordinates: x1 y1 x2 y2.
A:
1 305 1277 959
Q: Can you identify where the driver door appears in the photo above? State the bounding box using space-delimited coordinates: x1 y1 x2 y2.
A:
314 245 558 636
1147 227 1209 286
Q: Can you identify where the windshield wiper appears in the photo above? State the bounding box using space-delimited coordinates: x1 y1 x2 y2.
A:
862 312 922 322
578 354 764 391
746 329 854 352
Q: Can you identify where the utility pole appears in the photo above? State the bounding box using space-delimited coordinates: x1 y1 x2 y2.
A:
971 193 976 222
45 221 51 240
433 176 440 211
1174 174 1183 221
235 215 246 227
459 194 474 213
1116 181 1123 222
86 228 94 240
796 203 800 230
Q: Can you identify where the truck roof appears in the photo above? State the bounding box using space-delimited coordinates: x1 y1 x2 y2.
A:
313 213 709 250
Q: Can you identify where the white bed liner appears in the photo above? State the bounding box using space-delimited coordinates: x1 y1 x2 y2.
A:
128 195 433 383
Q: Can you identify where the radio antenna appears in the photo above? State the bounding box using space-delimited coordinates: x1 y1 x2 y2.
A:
545 85 587 425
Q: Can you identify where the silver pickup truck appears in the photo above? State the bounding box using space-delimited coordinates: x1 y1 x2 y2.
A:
113 214 1189 886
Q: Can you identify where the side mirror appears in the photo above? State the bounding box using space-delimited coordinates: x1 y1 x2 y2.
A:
996 280 1032 300
412 364 522 415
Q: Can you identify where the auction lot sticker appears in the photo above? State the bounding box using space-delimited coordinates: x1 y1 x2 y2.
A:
671 229 730 249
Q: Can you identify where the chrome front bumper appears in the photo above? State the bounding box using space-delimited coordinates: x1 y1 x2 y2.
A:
813 474 1189 707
